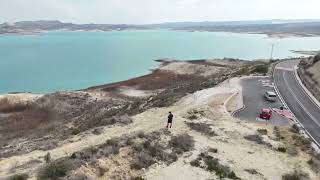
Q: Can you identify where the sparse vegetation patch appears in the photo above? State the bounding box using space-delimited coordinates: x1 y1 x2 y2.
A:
257 129 268 135
37 159 73 180
292 134 312 152
186 122 217 136
190 152 241 179
169 133 195 153
251 64 269 74
244 134 271 147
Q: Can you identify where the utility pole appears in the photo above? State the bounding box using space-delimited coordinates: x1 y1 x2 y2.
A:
270 43 275 61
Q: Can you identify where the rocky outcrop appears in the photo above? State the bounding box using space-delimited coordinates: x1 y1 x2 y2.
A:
298 53 320 101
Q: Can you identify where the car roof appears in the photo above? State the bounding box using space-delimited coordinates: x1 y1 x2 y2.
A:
262 108 271 112
266 91 276 95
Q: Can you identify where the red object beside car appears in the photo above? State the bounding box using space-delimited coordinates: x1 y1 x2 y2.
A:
259 108 272 120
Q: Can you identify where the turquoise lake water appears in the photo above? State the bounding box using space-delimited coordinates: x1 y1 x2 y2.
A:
1 30 320 94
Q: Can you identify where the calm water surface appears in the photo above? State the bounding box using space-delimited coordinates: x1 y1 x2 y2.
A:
0 30 319 93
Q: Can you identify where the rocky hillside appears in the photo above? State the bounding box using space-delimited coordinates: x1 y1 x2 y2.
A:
298 53 320 101
1 59 319 180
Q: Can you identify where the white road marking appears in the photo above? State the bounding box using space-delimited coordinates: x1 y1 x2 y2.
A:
283 71 320 127
275 67 294 71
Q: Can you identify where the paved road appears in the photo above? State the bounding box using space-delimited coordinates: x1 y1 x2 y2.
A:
234 77 289 125
274 60 320 146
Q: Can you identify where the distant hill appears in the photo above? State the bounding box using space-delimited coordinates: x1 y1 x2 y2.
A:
167 21 320 37
148 19 320 28
1 19 320 37
0 20 149 34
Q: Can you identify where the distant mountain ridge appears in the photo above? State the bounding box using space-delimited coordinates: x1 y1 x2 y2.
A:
0 20 149 34
1 19 320 37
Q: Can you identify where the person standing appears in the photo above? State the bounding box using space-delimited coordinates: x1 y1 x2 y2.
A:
167 112 173 128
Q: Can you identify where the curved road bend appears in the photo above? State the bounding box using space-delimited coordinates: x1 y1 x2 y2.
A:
274 60 320 146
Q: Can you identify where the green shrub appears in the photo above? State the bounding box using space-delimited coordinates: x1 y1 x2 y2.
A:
37 160 73 180
251 64 269 74
204 156 240 179
313 53 320 64
277 147 287 153
191 153 240 180
237 66 250 75
71 128 80 135
131 176 145 180
8 174 29 180
44 152 51 163
190 158 201 167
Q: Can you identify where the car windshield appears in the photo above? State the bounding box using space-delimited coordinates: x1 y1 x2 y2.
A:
262 110 270 114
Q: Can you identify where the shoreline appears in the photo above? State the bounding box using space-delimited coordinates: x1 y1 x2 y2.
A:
1 28 320 39
0 57 311 96
291 50 319 56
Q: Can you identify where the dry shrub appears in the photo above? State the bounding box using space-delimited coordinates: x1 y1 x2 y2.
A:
8 173 29 180
186 122 217 137
208 147 218 153
37 159 74 180
131 140 177 170
313 53 320 64
308 153 320 172
131 151 156 169
277 147 287 153
282 170 310 180
257 129 268 135
44 152 51 163
244 169 259 175
287 147 299 156
191 152 241 180
185 109 205 120
0 97 28 113
70 136 128 166
3 102 57 133
273 126 284 141
244 134 272 147
292 135 312 152
169 133 195 153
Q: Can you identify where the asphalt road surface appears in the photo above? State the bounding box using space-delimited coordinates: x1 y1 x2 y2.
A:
274 60 320 146
234 76 289 125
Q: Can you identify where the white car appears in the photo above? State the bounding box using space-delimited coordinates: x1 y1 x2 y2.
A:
264 91 277 102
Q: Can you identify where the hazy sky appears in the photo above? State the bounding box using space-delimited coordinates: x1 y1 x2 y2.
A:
1 0 320 24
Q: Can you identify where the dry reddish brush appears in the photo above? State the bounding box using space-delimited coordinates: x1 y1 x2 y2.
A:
0 96 62 157
0 97 28 113
1 102 57 133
